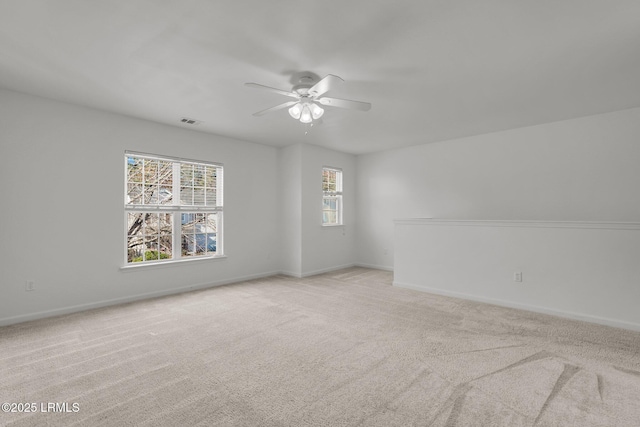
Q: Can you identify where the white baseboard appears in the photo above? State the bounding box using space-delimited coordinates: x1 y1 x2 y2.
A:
393 281 640 332
300 263 357 278
280 264 393 278
0 270 281 327
280 263 365 278
279 270 302 278
355 262 394 272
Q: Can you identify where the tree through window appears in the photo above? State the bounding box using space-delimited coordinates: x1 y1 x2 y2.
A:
125 152 223 264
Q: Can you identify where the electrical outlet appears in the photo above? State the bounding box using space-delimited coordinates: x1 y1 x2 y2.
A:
513 272 523 282
25 280 35 291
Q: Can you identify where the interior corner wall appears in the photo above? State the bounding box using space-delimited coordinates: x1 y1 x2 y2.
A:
278 143 303 277
0 88 281 325
356 107 640 270
278 143 357 278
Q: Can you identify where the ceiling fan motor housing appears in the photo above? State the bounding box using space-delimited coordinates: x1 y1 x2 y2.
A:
293 75 316 96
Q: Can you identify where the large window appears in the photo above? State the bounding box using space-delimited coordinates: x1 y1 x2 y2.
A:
125 152 223 264
322 167 343 226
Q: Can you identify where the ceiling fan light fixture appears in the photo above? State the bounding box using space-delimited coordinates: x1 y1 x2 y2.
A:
300 104 313 124
288 103 302 119
310 103 324 120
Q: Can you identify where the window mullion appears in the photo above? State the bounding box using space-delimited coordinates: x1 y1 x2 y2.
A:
172 162 181 260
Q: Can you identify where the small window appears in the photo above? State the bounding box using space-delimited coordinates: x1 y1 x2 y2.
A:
322 167 343 226
125 152 223 264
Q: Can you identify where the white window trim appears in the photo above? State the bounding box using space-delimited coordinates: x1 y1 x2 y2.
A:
322 166 343 226
124 151 224 266
120 254 227 271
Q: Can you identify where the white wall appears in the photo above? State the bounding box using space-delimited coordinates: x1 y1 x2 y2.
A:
356 107 640 270
4 86 639 327
0 89 281 325
300 144 356 276
278 143 357 277
279 144 302 277
394 219 640 330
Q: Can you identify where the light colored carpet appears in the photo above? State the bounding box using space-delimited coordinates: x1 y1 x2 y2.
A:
1 267 639 426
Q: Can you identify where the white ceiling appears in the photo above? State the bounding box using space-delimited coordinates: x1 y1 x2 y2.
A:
1 1 639 154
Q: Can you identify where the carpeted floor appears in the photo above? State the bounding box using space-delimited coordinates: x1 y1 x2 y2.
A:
1 267 639 426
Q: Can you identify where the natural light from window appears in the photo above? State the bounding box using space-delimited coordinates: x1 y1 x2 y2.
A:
124 152 223 265
322 167 343 226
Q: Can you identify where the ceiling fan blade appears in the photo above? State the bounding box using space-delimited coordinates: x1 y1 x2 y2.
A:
308 74 344 97
252 101 298 116
317 96 372 111
245 82 299 99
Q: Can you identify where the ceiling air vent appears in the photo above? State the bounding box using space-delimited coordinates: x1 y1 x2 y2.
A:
180 117 202 125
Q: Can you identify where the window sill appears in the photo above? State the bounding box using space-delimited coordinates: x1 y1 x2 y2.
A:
322 224 344 227
120 255 227 271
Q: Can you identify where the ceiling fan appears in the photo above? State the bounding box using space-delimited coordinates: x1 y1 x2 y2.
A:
245 74 371 124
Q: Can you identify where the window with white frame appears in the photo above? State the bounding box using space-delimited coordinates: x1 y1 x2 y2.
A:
322 167 343 225
125 152 223 264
